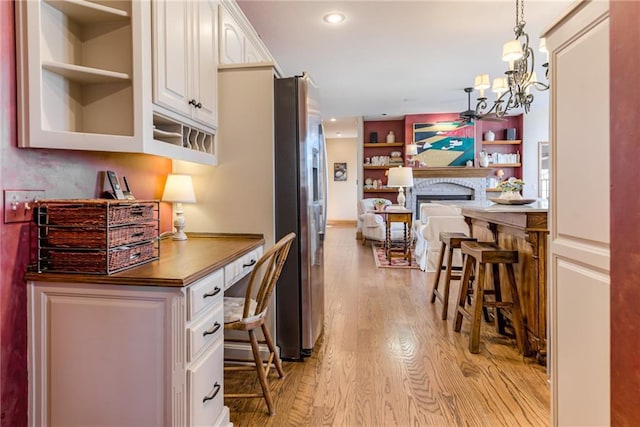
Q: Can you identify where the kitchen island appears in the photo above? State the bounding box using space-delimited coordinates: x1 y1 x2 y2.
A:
25 234 264 427
442 200 548 362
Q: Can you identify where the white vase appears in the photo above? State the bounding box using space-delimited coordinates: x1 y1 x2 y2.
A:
484 130 495 141
386 131 395 143
499 191 523 200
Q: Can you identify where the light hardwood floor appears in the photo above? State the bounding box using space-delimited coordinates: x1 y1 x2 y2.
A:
225 224 550 426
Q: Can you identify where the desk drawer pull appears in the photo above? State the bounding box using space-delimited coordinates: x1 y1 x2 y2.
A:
202 382 221 403
202 322 221 337
202 286 221 299
242 259 256 268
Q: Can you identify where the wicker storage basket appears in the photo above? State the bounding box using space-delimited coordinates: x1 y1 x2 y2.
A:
35 199 160 274
43 241 158 274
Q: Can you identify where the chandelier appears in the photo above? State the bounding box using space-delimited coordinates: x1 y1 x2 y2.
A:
472 0 549 118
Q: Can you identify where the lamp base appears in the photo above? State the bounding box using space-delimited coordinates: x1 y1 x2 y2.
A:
172 211 188 240
397 187 406 207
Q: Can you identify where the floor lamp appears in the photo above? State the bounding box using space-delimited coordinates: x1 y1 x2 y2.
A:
387 166 414 207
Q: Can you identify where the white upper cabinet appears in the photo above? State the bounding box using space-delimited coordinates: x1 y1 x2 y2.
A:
152 0 218 130
15 0 219 165
218 1 271 65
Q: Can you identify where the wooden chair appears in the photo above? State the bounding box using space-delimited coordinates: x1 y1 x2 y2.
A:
223 232 296 415
430 232 477 320
452 241 528 355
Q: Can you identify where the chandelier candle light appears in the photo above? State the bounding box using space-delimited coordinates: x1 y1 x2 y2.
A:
387 166 414 208
472 0 549 118
162 174 196 240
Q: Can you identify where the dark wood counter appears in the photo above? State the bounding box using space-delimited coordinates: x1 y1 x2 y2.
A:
25 233 265 287
457 202 548 362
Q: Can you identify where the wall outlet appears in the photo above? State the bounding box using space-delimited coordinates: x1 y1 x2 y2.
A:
3 190 45 223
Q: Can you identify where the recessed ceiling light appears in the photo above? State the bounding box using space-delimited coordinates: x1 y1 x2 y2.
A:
323 12 345 24
330 117 337 122
336 132 342 137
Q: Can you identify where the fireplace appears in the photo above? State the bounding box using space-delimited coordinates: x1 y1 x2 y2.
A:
407 177 487 217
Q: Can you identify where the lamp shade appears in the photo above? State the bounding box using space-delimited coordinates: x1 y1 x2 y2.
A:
387 166 414 188
492 77 508 94
162 174 196 203
473 74 490 90
502 40 523 62
406 144 418 156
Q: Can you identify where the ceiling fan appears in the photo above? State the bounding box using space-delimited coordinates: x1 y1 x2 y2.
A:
459 87 506 123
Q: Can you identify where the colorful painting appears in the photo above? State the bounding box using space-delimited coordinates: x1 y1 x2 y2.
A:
412 121 475 167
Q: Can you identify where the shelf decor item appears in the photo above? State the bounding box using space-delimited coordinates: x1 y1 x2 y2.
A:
484 130 496 141
386 131 396 143
370 132 378 143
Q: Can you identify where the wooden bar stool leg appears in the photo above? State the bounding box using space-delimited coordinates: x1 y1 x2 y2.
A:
469 261 487 354
440 245 456 320
430 241 447 304
492 263 506 334
505 263 529 355
453 254 475 332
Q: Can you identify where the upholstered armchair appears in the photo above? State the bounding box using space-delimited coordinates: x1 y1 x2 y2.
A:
413 203 470 271
358 198 407 245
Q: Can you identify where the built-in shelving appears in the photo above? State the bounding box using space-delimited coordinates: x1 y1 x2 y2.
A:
42 61 131 84
363 188 398 193
364 142 405 148
44 0 130 22
487 163 522 168
481 140 522 145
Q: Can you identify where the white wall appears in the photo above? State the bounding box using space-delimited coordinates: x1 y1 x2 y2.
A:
523 96 550 199
326 137 358 221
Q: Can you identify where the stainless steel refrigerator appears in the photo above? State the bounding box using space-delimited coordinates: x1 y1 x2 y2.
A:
274 74 327 360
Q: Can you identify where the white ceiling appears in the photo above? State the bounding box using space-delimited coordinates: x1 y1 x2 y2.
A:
237 0 573 139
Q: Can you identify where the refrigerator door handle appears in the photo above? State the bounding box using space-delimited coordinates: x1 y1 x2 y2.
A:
321 125 329 234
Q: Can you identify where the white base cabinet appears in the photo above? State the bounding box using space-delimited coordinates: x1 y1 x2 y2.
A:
27 270 230 427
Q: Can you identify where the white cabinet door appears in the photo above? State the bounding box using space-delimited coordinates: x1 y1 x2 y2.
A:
544 2 611 426
218 5 244 64
153 0 218 128
192 0 218 127
152 0 191 118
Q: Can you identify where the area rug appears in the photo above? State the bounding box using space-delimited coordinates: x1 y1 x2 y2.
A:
372 245 419 269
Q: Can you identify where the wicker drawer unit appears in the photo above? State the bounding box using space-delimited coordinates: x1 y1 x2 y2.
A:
35 199 160 274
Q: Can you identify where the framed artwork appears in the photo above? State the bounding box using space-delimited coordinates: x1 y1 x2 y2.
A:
333 162 347 181
412 121 475 167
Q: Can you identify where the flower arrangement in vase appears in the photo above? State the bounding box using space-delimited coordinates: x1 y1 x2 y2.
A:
373 199 387 211
496 177 525 200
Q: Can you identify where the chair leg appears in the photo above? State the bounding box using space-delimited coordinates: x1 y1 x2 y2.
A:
430 241 447 303
440 245 456 320
453 255 475 332
492 263 507 334
261 324 285 378
468 262 487 354
505 264 529 356
249 329 275 415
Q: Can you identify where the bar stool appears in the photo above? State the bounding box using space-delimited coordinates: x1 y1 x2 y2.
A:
453 241 528 355
430 232 477 320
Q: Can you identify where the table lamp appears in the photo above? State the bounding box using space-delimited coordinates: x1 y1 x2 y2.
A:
406 144 418 167
387 166 414 207
162 174 196 240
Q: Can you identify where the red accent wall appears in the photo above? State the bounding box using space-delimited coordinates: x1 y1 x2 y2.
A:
610 2 640 425
0 2 172 424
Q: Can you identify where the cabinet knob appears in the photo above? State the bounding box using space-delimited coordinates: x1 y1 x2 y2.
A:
189 99 202 109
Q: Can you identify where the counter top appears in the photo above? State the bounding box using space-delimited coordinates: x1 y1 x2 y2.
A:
25 233 265 287
437 199 548 213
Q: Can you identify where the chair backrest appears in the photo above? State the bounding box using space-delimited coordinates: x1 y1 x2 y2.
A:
241 232 296 321
419 203 462 223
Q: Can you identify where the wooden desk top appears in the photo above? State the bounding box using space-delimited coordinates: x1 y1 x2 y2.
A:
25 233 265 287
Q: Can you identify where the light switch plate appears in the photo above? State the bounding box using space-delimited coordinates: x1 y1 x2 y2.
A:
3 190 45 223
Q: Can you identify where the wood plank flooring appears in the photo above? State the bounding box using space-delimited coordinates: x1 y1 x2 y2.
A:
225 224 550 426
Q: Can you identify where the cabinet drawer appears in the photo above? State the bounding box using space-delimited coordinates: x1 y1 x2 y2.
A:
188 269 224 321
189 340 224 427
189 302 224 362
224 246 263 289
